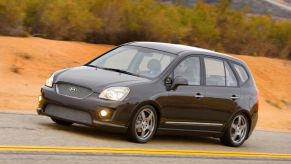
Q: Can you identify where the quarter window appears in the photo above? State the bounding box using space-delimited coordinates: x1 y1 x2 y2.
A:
204 58 225 86
225 62 238 87
233 64 248 83
174 57 200 85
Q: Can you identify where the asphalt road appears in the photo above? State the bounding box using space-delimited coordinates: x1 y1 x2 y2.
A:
0 112 290 164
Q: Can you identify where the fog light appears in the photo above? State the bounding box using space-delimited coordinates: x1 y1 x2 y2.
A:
38 95 46 109
38 95 43 102
98 108 113 119
100 110 108 117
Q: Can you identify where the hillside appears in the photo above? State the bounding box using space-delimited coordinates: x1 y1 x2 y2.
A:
232 0 291 19
165 0 291 19
0 36 290 132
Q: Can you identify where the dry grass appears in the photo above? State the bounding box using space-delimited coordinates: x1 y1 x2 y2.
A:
16 52 32 60
10 65 22 74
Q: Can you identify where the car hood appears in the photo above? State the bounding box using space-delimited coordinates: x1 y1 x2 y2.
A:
55 66 150 93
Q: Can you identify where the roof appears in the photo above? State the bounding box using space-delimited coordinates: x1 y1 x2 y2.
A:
126 42 242 63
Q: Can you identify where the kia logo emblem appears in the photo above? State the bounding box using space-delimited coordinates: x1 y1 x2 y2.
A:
69 87 77 93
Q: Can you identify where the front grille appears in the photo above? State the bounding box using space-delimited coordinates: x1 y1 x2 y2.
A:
45 104 92 124
56 83 92 99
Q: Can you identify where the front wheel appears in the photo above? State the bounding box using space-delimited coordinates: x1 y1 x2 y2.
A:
128 105 158 143
220 113 249 147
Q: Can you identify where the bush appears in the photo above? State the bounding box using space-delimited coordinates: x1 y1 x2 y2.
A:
37 0 101 40
0 0 26 35
0 0 290 59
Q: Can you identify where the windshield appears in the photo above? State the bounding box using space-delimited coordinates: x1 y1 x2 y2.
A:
88 46 176 78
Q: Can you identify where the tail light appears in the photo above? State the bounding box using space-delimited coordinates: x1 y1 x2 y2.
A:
255 87 260 109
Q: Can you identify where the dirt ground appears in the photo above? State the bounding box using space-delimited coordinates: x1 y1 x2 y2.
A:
0 36 290 132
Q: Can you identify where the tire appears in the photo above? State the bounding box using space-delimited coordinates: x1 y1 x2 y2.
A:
51 117 73 126
220 113 249 147
128 105 158 143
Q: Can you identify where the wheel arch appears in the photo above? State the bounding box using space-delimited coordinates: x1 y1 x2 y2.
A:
223 110 252 139
129 100 162 127
240 110 252 139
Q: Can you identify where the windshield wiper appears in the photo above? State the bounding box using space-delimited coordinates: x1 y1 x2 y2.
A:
87 64 102 69
102 67 139 77
87 65 140 77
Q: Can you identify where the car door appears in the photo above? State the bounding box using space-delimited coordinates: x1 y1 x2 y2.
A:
160 56 208 131
202 57 241 126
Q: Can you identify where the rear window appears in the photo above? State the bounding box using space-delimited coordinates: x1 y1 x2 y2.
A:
233 64 249 83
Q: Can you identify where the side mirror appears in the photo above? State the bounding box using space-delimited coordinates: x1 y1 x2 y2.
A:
171 76 188 90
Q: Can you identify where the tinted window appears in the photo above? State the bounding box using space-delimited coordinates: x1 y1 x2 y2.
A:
204 58 225 86
89 46 176 78
225 61 238 87
233 64 248 83
102 49 136 70
174 57 200 85
138 53 173 74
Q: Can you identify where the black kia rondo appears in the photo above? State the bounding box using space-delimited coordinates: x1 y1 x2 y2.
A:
37 42 259 147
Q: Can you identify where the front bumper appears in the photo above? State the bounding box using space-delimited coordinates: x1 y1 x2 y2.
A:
37 85 131 133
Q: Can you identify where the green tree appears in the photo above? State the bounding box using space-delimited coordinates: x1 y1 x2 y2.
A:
0 0 26 35
38 0 101 40
0 0 290 59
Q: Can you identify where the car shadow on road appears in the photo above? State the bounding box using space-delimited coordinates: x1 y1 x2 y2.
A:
40 122 221 146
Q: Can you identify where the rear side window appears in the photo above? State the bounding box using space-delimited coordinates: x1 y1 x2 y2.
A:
204 58 225 86
233 64 249 83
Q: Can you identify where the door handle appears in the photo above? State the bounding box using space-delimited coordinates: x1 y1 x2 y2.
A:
230 95 239 100
195 93 204 99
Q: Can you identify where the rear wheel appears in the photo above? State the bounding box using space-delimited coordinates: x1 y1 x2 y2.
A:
220 113 249 147
51 117 73 126
128 105 158 143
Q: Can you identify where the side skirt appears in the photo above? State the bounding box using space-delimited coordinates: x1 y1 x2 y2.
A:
157 127 223 138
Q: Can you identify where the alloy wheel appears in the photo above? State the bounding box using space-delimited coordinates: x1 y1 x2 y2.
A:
230 115 248 145
134 108 156 141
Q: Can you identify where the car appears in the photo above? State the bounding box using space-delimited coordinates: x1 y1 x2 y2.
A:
37 42 259 147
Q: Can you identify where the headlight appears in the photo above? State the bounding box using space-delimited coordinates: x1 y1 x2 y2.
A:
45 74 54 87
99 87 130 101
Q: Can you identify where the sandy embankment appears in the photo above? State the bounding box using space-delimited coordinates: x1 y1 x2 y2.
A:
0 36 290 132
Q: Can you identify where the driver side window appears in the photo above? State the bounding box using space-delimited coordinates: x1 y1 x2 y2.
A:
173 56 201 85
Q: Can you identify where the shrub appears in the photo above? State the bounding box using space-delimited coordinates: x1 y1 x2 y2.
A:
0 0 26 35
0 0 290 59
